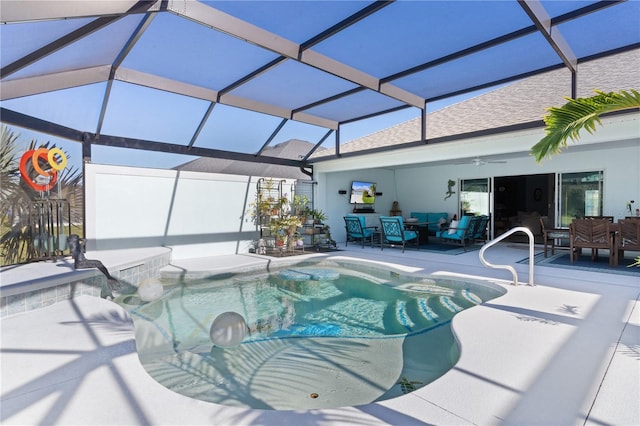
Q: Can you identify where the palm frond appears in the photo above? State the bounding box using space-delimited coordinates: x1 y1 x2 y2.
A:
0 125 21 201
531 89 640 162
0 129 84 265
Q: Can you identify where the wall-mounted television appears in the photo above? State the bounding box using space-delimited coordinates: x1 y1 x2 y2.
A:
349 181 376 204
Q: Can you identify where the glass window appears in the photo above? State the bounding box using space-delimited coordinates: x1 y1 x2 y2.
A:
558 171 603 227
460 178 490 217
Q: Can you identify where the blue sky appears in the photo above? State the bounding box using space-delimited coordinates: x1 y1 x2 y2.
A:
1 0 535 174
10 0 630 172
7 85 495 173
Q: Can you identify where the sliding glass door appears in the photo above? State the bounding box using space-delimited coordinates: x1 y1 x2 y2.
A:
460 178 491 217
557 171 604 227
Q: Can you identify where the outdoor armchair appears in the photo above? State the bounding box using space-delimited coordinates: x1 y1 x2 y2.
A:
569 218 615 265
615 219 640 264
471 215 490 243
436 215 476 248
344 214 375 248
584 216 614 222
379 216 419 253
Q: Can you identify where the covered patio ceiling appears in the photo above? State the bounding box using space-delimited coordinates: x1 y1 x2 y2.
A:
1 0 639 170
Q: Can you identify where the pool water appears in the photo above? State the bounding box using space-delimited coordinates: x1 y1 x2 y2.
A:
118 260 504 410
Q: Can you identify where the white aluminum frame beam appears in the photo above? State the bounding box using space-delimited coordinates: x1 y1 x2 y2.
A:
0 0 160 23
519 0 577 72
169 0 425 110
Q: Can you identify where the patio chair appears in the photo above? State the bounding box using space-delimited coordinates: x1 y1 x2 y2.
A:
584 215 614 222
615 219 640 264
435 215 476 248
344 215 375 248
379 216 419 253
540 217 570 257
471 215 490 243
569 218 615 265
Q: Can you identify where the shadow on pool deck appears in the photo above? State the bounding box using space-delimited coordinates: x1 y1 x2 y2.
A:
1 243 638 425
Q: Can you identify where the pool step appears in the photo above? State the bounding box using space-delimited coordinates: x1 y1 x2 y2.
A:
425 295 461 320
460 289 483 306
395 300 415 332
400 298 441 330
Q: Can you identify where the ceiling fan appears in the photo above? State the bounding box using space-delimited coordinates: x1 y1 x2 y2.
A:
455 157 507 166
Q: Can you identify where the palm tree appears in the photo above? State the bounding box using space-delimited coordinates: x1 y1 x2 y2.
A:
531 90 640 268
531 89 640 162
0 126 83 265
0 125 21 211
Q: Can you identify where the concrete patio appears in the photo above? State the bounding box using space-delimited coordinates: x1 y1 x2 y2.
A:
1 243 638 425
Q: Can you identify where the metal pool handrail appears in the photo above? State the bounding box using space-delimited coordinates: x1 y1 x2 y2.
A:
479 226 535 286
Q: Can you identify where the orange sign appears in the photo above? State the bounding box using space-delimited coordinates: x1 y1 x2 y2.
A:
19 147 67 192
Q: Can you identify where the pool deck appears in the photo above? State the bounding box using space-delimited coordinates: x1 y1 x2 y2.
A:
1 243 638 425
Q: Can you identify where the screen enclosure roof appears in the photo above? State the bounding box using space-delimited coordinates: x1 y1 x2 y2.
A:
1 0 639 169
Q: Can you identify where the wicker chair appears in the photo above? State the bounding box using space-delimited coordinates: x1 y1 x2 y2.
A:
569 219 615 265
615 219 640 265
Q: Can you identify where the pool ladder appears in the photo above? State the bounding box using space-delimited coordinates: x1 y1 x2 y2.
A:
479 226 535 286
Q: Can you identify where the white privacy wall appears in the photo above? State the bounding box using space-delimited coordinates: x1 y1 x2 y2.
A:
85 164 291 259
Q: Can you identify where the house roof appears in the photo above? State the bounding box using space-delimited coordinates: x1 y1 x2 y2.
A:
313 48 640 158
1 1 639 169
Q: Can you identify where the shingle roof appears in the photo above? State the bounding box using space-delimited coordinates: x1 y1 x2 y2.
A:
312 49 640 158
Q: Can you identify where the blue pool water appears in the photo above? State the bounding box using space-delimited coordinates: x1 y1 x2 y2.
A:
118 260 505 410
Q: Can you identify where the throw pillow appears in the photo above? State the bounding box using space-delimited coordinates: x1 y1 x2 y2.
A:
448 220 458 234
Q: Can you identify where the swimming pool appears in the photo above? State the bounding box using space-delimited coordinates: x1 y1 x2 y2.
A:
117 259 505 410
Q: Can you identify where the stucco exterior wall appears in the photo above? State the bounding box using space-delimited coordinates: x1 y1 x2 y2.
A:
315 114 639 244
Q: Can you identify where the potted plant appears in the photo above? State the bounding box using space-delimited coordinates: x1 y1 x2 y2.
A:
249 194 274 226
278 195 290 215
322 224 336 247
269 215 302 250
310 209 327 224
293 194 310 218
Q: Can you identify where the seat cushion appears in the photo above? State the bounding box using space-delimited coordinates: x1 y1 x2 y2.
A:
455 216 471 237
448 220 459 234
380 216 404 242
441 232 463 241
346 213 367 229
403 230 418 240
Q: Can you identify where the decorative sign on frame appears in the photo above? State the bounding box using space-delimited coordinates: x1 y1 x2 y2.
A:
19 147 67 192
